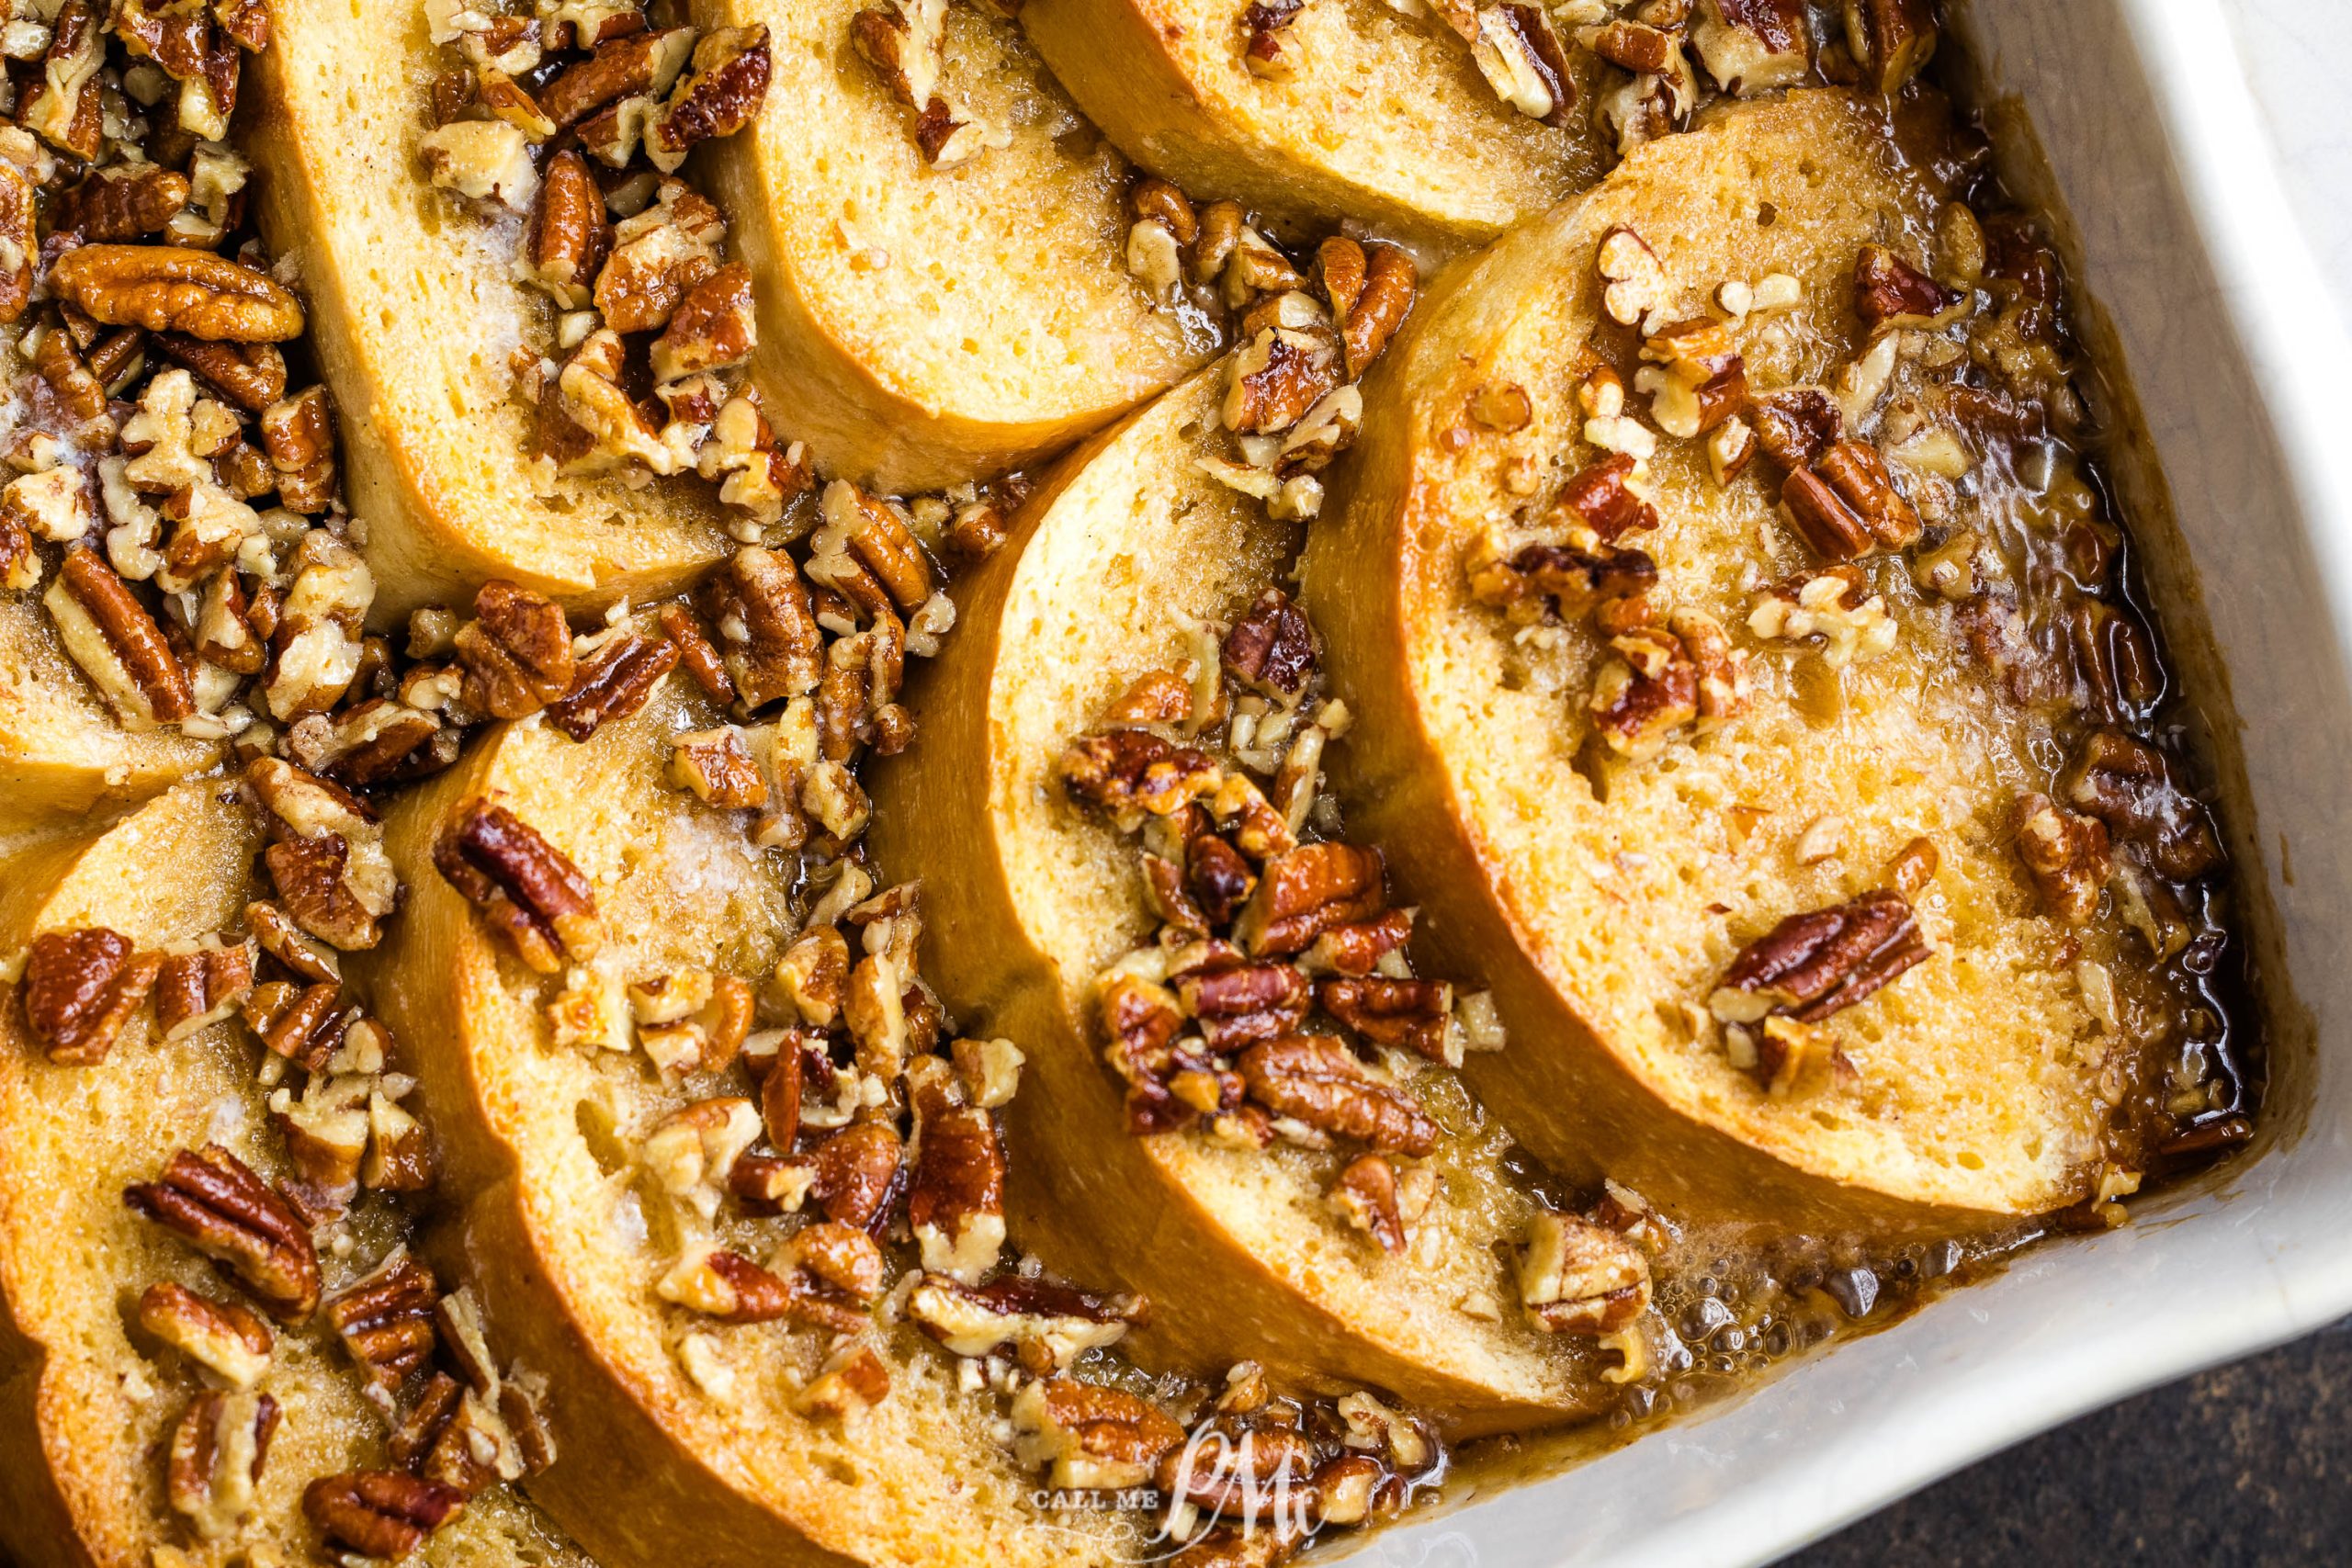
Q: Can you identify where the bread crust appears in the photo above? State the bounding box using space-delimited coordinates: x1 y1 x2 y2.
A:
868 364 1613 1434
691 0 1212 491
368 681 1143 1568
1308 92 2107 1236
249 0 733 623
1023 0 1607 251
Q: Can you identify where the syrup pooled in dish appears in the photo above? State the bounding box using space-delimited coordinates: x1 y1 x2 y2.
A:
0 0 2263 1564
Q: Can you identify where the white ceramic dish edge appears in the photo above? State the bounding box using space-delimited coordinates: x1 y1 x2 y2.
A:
1324 2 2352 1563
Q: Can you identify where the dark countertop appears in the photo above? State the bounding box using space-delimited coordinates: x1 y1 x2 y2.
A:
1791 1317 2351 1566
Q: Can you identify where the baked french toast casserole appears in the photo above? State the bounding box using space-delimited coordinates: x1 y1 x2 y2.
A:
0 0 2272 1563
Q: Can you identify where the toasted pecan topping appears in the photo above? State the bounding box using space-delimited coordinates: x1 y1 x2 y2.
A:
2060 728 2222 881
19 926 161 1065
138 1281 273 1388
2014 792 2112 925
1521 1212 1650 1335
455 580 575 720
302 1470 466 1560
1238 1035 1438 1156
168 1388 279 1541
51 244 302 342
1059 729 1223 819
1710 888 1930 1027
323 1253 441 1390
1781 438 1921 559
1854 243 1961 328
432 800 603 973
154 938 255 1043
548 628 678 740
1222 589 1317 695
1233 842 1385 956
124 1145 321 1320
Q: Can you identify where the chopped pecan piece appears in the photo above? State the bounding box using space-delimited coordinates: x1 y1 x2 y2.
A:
1186 821 1260 927
2014 792 2112 925
1012 1378 1186 1490
138 1281 273 1388
1747 386 1842 471
1329 1153 1408 1254
124 1145 321 1320
1556 454 1658 542
1781 439 1922 559
1178 957 1312 1052
242 979 345 1073
1709 888 1930 1025
259 385 337 513
1690 0 1811 94
796 1344 892 1421
0 163 31 323
45 546 197 727
1319 977 1454 1063
152 334 288 412
520 149 610 309
1842 0 1936 94
245 899 342 983
594 178 725 334
1469 3 1575 125
540 26 695 130
1637 317 1747 438
697 546 823 707
2060 729 2222 881
250 758 398 952
51 244 302 343
659 1243 865 1331
643 1096 762 1220
548 629 677 740
19 926 162 1065
1589 623 1700 762
454 580 574 719
22 1 106 158
302 1471 466 1559
797 1120 905 1230
645 24 772 172
1464 536 1658 623
432 800 603 973
1235 843 1385 956
1339 243 1416 379
323 1252 440 1390
908 1273 1143 1370
910 1078 1007 1282
650 261 755 382
52 164 192 241
1299 908 1414 978
168 1388 279 1541
154 937 255 1043
659 601 735 701
1059 729 1223 820
1238 1035 1438 1155
1223 307 1342 435
1854 244 1961 329
1521 1212 1650 1334
1222 589 1317 694
286 700 454 787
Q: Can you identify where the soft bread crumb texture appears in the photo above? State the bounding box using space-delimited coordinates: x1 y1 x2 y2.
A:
699 0 1211 487
0 597 220 832
372 681 1138 1568
1026 0 1609 246
0 783 586 1568
1326 92 2108 1218
972 366 1610 1418
253 0 730 621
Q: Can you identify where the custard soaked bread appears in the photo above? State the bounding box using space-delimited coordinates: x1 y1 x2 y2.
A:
0 781 586 1568
366 671 1153 1567
1021 0 1611 250
252 0 735 619
1307 91 2235 1233
690 0 1212 490
869 360 1634 1432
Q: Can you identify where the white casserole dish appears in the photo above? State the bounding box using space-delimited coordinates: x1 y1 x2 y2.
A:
1333 1 2352 1562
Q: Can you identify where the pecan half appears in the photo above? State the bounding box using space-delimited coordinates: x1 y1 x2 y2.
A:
1238 1035 1438 1155
19 926 162 1065
138 1281 273 1388
251 758 397 952
259 385 337 513
1176 955 1311 1052
908 1273 1143 1371
51 245 302 343
1222 589 1317 695
1520 1212 1650 1334
650 261 755 382
1710 888 1930 1025
1781 438 1921 558
52 164 192 242
155 937 256 1043
323 1252 441 1390
124 1145 321 1320
2014 792 2112 925
45 545 196 726
1340 243 1416 379
432 799 603 973
909 1078 1007 1282
695 546 822 708
548 629 679 740
1012 1378 1186 1491
1319 977 1453 1063
302 1471 466 1559
658 1244 865 1331
520 149 610 309
799 1120 904 1230
2059 729 2222 882
168 1389 279 1541
1589 623 1701 762
1060 730 1223 820
151 334 288 412
1853 244 1961 329
455 579 575 719
1234 843 1385 956
1464 536 1658 622
645 24 772 173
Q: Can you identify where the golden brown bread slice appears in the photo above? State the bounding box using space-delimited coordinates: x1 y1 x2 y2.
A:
0 782 586 1568
867 362 1617 1433
1306 91 2145 1235
0 596 220 835
1022 0 1610 250
366 671 1140 1568
248 0 733 622
689 0 1214 491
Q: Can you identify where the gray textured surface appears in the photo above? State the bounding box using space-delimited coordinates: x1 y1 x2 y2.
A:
1792 1318 2352 1565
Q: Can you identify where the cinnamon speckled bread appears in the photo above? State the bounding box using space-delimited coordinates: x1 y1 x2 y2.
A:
689 0 1213 491
0 597 220 836
1308 91 2183 1234
1023 0 1610 250
0 782 587 1568
868 362 1620 1432
250 0 733 621
367 674 1143 1568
